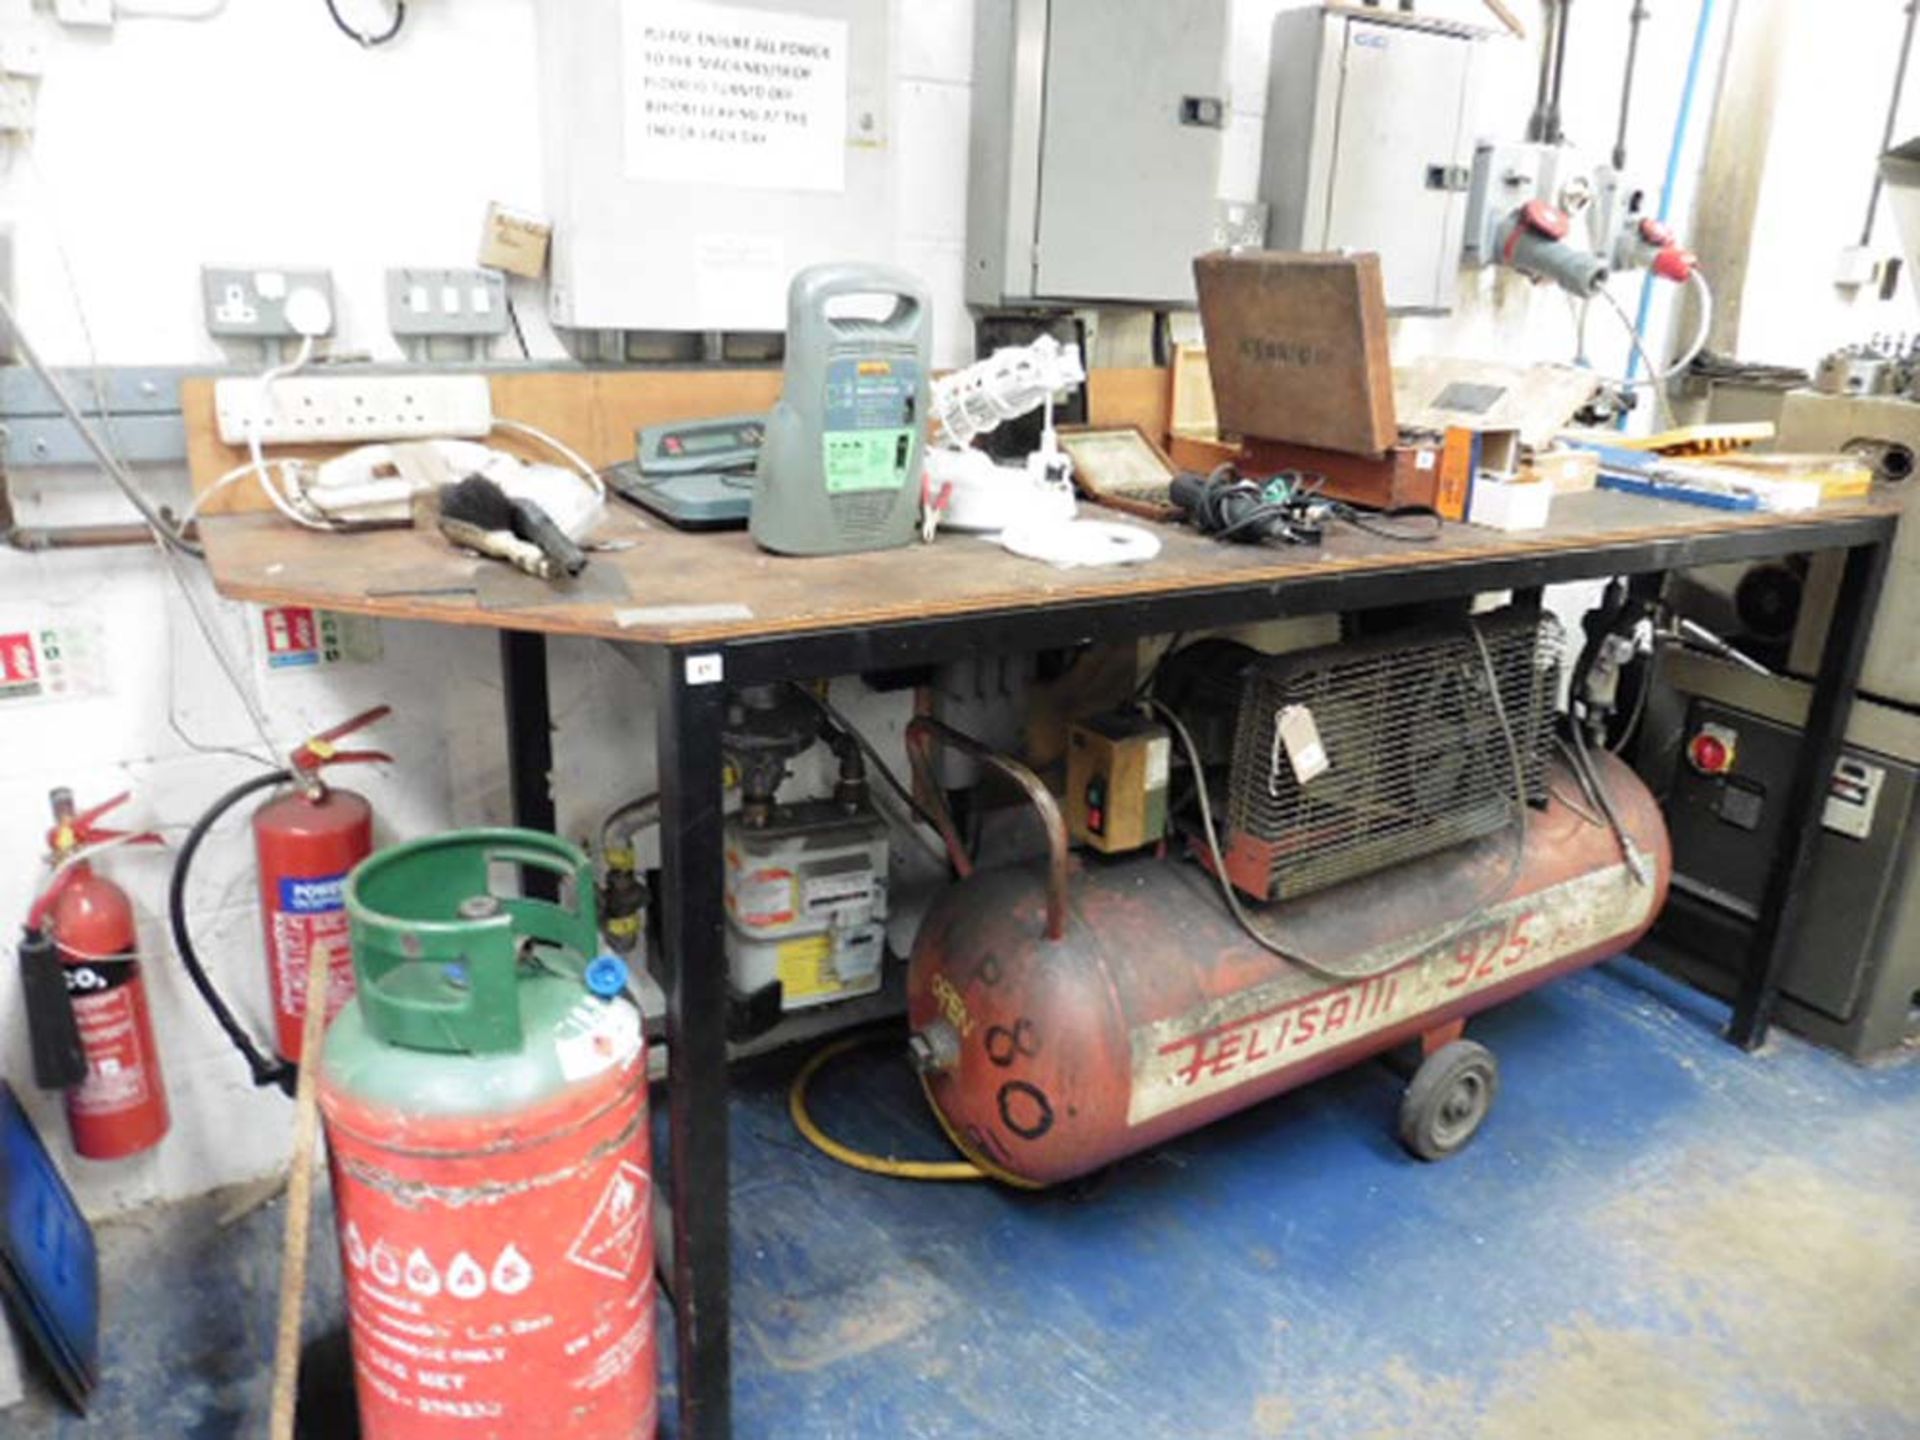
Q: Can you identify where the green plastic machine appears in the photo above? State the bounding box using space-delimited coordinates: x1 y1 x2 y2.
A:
749 263 932 556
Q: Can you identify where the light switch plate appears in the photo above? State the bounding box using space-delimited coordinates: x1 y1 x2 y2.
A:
201 266 336 340
386 267 510 339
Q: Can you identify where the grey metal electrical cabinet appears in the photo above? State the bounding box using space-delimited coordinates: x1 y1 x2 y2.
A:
1260 5 1486 314
967 0 1230 308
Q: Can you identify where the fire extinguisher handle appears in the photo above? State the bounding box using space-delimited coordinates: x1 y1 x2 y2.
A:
294 747 392 775
903 717 1070 943
289 705 393 775
347 830 600 1056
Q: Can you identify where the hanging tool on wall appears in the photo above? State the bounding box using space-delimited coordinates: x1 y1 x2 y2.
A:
169 706 391 1095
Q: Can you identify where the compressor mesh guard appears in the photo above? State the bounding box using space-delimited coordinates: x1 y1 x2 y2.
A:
1223 608 1563 901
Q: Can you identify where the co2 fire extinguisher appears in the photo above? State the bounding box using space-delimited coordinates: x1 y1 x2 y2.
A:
20 789 171 1160
169 705 390 1093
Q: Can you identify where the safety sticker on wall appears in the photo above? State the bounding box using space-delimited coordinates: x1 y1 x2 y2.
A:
0 618 111 707
256 606 383 678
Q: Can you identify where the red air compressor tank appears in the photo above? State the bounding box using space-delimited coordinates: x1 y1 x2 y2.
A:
320 830 655 1440
255 706 387 1063
906 746 1670 1188
44 790 169 1160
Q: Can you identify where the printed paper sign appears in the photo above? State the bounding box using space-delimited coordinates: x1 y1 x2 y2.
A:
623 0 849 192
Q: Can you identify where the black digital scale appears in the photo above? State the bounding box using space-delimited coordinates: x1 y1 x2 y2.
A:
607 414 765 530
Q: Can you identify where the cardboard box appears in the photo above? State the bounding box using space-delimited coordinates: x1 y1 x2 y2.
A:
479 202 552 280
1467 474 1552 531
1192 251 1396 457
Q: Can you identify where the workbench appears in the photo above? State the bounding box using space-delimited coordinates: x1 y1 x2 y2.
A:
186 374 1899 1440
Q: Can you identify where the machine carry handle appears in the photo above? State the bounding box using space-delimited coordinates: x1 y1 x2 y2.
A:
347 829 600 1055
904 717 1070 943
789 262 927 338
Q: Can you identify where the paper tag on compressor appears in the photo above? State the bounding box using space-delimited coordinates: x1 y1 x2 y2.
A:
1275 705 1329 787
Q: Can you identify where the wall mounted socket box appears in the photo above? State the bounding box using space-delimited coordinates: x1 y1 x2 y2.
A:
535 0 894 333
1259 5 1486 314
969 0 1230 307
202 267 336 340
212 374 493 445
386 268 509 339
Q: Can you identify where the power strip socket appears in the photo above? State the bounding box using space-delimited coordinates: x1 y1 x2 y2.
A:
213 374 495 446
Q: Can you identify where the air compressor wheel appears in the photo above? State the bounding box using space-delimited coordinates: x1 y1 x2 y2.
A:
1398 1039 1499 1161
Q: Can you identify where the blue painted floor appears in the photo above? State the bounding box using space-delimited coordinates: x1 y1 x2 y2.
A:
16 957 1920 1438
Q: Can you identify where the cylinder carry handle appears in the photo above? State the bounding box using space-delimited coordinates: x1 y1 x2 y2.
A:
346 829 598 1055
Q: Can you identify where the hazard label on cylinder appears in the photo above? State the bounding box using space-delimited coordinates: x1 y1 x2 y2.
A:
325 1074 655 1437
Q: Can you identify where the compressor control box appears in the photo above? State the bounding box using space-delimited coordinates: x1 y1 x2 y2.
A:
724 801 889 1012
1067 713 1171 854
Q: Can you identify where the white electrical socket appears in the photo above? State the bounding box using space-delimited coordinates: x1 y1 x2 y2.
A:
213 374 495 446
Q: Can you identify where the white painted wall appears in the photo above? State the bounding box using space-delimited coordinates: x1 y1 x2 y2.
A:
0 0 1725 1223
1738 1 1920 364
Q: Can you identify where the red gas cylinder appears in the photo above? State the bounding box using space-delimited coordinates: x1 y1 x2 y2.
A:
906 746 1671 1187
255 706 387 1063
45 790 169 1160
320 830 654 1439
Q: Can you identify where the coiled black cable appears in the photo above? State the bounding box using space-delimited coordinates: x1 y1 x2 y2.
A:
167 770 298 1096
325 0 406 47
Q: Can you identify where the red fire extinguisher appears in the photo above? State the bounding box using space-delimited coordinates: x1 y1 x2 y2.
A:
31 789 170 1160
170 705 390 1093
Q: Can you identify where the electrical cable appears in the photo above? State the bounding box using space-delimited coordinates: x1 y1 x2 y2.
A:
0 290 201 557
167 770 299 1095
1566 718 1650 887
1609 629 1658 756
245 335 343 533
3 224 281 758
324 0 405 46
788 1033 985 1182
1145 618 1530 984
792 685 948 841
491 417 607 502
1597 286 1679 430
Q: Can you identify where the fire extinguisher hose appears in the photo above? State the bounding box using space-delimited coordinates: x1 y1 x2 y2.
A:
788 1033 985 1182
168 769 298 1096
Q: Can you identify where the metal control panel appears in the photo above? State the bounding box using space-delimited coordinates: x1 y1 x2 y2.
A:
1259 6 1486 314
968 0 1231 307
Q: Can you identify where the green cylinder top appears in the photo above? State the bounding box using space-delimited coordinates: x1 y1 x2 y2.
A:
344 828 602 1055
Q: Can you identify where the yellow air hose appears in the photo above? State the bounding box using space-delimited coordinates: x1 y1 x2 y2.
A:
788 1033 986 1182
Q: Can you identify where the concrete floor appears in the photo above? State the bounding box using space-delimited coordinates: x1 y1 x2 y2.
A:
10 957 1919 1438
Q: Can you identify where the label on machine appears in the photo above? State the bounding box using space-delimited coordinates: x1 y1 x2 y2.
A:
1126 858 1658 1126
821 357 920 494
